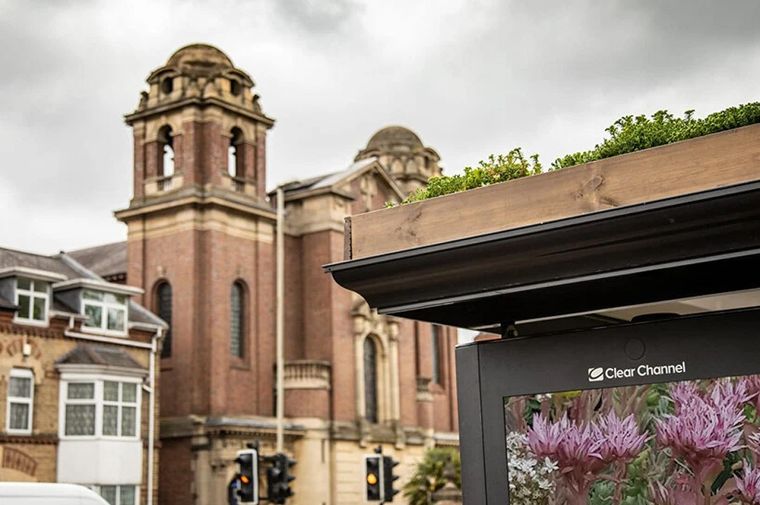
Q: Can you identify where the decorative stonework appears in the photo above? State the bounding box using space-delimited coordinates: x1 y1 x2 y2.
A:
351 295 401 443
416 377 433 402
355 125 442 194
284 360 331 390
2 447 37 477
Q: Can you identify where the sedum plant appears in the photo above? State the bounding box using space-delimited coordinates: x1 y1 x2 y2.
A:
506 431 557 505
397 102 760 205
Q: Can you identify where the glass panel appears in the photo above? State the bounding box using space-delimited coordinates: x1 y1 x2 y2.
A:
121 406 136 437
103 381 119 401
33 281 47 293
103 405 118 436
17 278 31 290
363 337 378 423
83 290 103 301
67 382 94 399
122 383 137 403
99 485 117 505
84 303 102 328
9 376 32 398
32 296 46 321
120 486 136 505
503 374 760 503
17 294 30 319
107 307 126 331
64 404 95 435
9 403 30 430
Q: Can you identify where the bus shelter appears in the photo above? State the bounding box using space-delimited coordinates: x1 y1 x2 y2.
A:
326 124 760 504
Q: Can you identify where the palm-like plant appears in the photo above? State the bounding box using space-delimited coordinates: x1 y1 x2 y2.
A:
402 447 460 505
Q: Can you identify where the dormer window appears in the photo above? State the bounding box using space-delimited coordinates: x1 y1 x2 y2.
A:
15 277 49 324
82 290 127 334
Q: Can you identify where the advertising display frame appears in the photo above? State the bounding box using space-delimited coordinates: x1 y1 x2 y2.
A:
456 308 760 504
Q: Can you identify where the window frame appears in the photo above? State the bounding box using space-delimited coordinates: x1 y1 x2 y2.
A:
6 368 34 435
81 290 129 336
91 484 140 505
59 375 142 441
14 277 49 327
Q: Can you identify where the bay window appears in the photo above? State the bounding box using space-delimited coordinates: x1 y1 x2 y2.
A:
82 290 127 333
61 379 140 439
95 484 137 505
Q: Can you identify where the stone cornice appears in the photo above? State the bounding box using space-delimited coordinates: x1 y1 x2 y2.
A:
124 96 275 128
115 186 277 223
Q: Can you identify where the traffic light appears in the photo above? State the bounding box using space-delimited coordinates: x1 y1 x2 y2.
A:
365 454 383 502
265 452 296 504
234 448 259 504
382 455 400 502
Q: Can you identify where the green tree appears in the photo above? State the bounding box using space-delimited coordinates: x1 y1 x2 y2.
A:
402 447 461 505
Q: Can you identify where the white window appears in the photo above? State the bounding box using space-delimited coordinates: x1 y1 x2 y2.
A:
6 368 34 434
93 485 138 505
15 277 48 324
82 290 127 334
61 379 140 439
102 381 137 437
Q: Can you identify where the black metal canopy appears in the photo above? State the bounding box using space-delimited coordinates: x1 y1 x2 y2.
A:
325 181 760 335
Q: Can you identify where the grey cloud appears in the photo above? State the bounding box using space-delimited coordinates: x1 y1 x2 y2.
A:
1 0 759 254
272 0 363 34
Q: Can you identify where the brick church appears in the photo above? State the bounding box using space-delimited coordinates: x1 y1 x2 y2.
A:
66 44 459 504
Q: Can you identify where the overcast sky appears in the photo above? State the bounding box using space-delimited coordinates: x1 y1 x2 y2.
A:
1 0 759 255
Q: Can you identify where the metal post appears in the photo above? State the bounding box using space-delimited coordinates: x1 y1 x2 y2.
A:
276 187 285 453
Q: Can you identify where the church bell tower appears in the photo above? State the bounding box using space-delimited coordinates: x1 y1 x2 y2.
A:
115 44 278 505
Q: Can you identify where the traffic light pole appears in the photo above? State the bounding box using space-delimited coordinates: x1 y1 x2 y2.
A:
275 187 285 453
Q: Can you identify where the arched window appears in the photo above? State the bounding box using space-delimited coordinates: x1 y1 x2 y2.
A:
363 337 378 423
155 282 172 358
230 281 246 357
227 128 243 178
431 325 442 385
158 125 174 178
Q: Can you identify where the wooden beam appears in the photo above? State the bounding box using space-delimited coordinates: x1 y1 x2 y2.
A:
348 123 760 259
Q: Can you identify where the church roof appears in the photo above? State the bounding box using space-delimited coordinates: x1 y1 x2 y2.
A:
280 159 378 195
366 126 423 149
68 241 127 281
276 158 403 202
166 43 234 72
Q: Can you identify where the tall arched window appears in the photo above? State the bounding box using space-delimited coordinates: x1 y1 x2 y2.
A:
227 127 243 177
363 337 378 423
158 125 174 178
230 281 246 358
155 282 172 358
431 325 442 385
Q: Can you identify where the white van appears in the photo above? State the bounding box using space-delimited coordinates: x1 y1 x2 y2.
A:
0 483 110 504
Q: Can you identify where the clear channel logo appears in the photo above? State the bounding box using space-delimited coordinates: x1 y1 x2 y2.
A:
587 361 686 383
